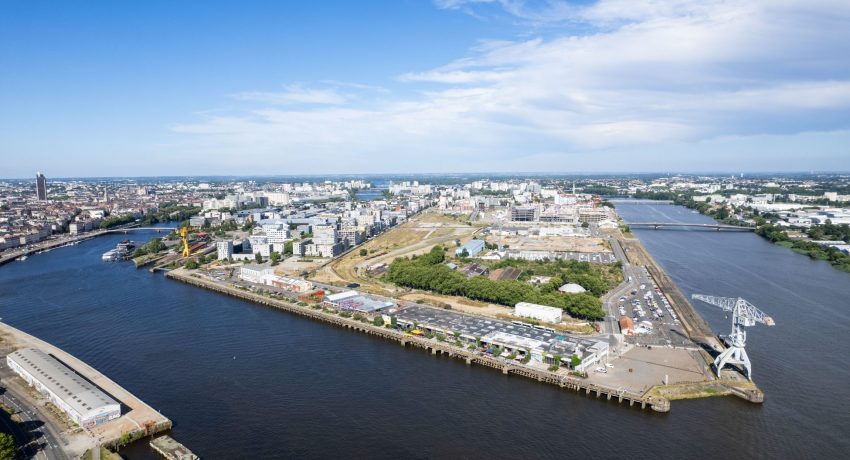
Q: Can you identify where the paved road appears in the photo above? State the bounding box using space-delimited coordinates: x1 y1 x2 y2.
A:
0 387 69 460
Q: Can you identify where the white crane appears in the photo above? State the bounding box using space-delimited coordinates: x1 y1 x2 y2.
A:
691 294 775 380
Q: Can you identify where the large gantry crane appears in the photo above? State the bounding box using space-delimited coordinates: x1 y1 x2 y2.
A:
178 227 191 257
691 294 775 380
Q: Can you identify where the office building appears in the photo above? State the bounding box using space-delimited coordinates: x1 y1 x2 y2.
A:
216 241 234 260
36 172 47 200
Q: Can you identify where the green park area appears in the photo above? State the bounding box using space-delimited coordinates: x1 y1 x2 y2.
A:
384 246 620 320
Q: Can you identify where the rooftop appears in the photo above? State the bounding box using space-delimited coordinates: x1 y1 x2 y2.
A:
8 348 120 419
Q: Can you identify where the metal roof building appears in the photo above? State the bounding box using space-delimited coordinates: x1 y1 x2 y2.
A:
7 348 121 428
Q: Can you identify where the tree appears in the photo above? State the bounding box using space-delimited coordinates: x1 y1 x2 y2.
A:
570 354 582 369
460 248 469 258
255 252 263 263
270 251 281 266
184 259 199 269
283 241 293 256
0 432 14 459
581 222 590 228
359 248 368 256
373 316 385 326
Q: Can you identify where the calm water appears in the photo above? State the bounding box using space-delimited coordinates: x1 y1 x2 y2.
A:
0 205 848 459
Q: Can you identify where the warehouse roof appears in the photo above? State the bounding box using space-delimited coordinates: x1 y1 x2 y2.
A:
8 348 120 420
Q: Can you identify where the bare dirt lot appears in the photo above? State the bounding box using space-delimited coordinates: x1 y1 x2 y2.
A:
487 234 610 252
311 211 481 294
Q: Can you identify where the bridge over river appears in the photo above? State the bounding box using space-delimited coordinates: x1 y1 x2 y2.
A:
104 226 177 233
628 222 755 231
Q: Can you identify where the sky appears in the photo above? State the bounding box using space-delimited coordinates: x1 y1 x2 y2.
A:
1 0 849 178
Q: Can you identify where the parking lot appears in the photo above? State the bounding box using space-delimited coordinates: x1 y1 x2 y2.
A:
617 267 690 347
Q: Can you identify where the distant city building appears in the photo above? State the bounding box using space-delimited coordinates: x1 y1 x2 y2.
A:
36 172 47 200
511 206 537 222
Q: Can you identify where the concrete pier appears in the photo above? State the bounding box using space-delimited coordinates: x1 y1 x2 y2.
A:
0 322 173 454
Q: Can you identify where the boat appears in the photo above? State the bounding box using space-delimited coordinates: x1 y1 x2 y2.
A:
102 240 136 261
16 255 28 261
101 249 122 261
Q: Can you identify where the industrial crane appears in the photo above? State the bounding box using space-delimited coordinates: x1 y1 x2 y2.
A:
178 227 191 257
691 294 775 380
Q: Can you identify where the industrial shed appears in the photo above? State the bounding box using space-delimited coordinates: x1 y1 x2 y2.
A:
7 348 121 428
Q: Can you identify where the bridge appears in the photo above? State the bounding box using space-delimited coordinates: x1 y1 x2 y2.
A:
628 222 754 231
103 227 177 234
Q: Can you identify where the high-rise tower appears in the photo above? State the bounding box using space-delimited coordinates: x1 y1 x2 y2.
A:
36 172 47 200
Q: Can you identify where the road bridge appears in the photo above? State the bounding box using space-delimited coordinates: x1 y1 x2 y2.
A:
103 227 176 233
628 222 754 231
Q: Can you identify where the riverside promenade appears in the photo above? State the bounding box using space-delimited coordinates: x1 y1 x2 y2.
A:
0 322 173 456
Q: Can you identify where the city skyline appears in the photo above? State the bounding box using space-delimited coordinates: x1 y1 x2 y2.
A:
2 0 850 177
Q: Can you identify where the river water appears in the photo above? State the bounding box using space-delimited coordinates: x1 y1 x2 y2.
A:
0 205 848 459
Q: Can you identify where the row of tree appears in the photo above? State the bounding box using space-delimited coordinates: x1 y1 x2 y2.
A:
385 247 605 319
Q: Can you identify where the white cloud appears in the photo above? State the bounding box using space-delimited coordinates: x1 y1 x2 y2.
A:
172 0 850 173
231 85 347 105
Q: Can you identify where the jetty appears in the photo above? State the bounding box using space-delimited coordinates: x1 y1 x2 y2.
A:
151 435 198 460
0 322 174 454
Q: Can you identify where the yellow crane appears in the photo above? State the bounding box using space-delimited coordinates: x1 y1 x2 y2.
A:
178 227 190 257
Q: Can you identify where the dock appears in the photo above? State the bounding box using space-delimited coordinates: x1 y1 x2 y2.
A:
151 435 198 460
0 322 174 451
166 269 672 412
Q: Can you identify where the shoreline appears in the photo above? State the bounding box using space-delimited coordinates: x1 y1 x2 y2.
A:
171 266 767 413
0 322 174 457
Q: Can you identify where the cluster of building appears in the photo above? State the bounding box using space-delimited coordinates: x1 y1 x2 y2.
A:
396 305 609 372
0 173 178 252
214 188 433 261
238 265 315 292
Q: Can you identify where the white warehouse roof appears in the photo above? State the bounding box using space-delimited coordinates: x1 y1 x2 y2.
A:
8 348 120 421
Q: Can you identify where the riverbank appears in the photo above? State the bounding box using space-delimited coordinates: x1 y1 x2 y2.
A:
632 195 850 273
166 268 674 412
0 322 173 457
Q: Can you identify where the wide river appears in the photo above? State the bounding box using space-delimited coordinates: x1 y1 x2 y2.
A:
0 203 848 459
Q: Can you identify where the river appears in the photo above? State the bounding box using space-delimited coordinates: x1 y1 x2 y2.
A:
0 205 848 458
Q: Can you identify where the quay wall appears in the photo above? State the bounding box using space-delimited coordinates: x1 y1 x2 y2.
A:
166 269 671 413
618 234 716 343
0 322 172 449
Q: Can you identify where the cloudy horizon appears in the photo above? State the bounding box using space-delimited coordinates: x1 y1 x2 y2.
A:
2 1 849 178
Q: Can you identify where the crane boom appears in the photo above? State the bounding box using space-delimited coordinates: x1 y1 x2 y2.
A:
690 294 775 380
691 295 775 326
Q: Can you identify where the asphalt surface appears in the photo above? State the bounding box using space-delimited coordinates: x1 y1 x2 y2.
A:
0 386 68 460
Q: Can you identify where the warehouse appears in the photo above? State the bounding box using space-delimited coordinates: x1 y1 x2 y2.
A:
7 348 121 428
515 302 563 323
455 239 485 257
323 290 394 314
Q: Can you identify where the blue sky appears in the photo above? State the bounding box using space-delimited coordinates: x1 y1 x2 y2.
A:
2 0 849 178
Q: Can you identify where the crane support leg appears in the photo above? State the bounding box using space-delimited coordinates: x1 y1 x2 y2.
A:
714 345 752 380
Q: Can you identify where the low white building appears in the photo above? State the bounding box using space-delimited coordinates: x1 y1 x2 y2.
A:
558 283 587 294
515 302 563 323
7 348 121 428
